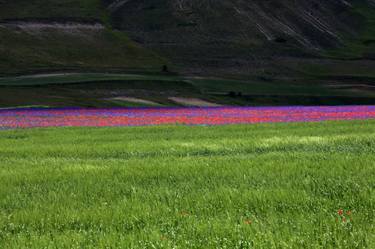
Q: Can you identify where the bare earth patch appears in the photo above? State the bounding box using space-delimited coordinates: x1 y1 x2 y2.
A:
17 73 80 79
108 97 162 106
0 22 104 36
168 97 221 107
0 22 104 31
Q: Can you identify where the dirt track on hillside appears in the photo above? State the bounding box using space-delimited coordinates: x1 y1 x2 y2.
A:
0 21 104 31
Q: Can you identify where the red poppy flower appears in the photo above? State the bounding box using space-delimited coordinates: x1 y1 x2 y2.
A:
337 209 344 216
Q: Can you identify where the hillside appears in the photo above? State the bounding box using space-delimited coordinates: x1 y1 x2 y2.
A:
0 0 374 77
0 22 166 75
108 0 375 77
0 0 375 107
0 0 165 75
0 0 374 76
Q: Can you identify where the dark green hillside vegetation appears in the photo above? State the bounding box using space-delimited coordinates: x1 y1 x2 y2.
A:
0 0 166 76
0 25 163 75
0 121 375 248
325 1 375 59
2 73 375 108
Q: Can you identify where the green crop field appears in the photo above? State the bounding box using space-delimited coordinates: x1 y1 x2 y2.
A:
0 120 374 248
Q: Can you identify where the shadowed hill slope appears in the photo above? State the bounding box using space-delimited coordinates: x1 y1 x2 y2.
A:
109 0 357 49
107 0 375 76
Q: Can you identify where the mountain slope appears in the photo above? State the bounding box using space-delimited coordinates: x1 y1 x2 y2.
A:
0 0 375 79
108 0 375 76
1 1 375 107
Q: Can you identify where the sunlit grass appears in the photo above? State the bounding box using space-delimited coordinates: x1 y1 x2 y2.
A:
0 120 374 248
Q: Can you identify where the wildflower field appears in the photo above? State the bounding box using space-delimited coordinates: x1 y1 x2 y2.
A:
2 106 375 128
0 117 374 248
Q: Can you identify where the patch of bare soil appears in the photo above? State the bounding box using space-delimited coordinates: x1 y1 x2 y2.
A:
16 73 80 79
0 21 104 30
168 97 221 107
108 97 162 106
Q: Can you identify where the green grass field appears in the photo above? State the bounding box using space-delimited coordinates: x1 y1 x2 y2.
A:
0 120 374 248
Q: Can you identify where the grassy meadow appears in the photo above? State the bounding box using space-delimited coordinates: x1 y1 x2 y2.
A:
0 120 374 248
